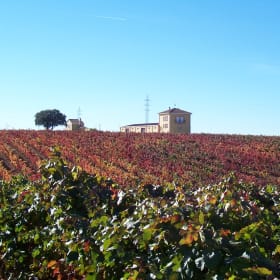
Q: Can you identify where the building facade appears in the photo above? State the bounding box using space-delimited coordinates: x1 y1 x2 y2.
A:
120 123 159 133
159 108 191 133
66 118 85 131
120 108 191 134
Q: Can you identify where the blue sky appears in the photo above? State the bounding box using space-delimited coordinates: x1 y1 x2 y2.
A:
0 0 279 135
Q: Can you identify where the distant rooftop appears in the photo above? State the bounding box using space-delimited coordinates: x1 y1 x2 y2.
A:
68 119 81 123
159 108 192 114
125 123 159 127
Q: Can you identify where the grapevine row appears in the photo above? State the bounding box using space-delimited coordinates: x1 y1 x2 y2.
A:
0 130 279 186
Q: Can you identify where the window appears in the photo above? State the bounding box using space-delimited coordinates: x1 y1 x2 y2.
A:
175 116 185 124
163 116 168 121
164 124 168 128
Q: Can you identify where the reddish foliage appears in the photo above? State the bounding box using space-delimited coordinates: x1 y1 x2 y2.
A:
0 130 279 186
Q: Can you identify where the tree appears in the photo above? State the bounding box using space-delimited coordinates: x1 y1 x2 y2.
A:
35 109 66 130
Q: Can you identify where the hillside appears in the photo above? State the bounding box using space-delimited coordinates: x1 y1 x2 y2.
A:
0 130 279 187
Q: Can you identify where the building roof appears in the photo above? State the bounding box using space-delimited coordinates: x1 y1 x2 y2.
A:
123 123 159 127
159 108 191 115
68 118 81 123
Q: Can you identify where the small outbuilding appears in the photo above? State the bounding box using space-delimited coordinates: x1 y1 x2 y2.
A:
120 123 159 133
66 118 85 131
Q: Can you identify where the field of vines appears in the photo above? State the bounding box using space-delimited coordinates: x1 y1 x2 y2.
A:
0 130 280 186
0 130 280 279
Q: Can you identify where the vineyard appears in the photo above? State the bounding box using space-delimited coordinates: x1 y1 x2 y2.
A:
1 130 280 279
0 130 280 186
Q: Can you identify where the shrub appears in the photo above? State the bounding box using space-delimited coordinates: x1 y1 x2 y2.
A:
0 150 280 279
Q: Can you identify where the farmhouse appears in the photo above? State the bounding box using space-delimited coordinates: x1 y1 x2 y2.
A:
120 107 191 134
66 118 85 131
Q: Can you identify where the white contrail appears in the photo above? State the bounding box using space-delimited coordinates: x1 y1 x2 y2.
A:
96 15 127 21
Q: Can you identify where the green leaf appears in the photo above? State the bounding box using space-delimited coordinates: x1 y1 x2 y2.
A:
265 185 274 194
274 245 280 255
90 215 109 228
103 238 112 251
34 233 40 243
143 228 153 242
198 211 204 225
172 254 183 272
243 267 272 276
32 249 40 258
19 256 25 263
85 273 97 280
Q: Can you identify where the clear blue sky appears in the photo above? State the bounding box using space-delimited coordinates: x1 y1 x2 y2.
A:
0 0 279 135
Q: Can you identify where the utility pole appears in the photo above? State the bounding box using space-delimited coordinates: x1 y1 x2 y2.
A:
77 107 82 119
77 107 82 126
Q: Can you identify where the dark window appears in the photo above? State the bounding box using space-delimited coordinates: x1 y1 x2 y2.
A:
176 116 185 124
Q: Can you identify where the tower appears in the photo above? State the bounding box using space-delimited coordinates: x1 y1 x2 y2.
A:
77 107 82 120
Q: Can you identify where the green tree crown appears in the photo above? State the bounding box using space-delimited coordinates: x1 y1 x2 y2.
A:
35 109 66 130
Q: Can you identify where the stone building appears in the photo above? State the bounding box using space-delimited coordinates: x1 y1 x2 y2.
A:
120 108 191 134
66 118 85 131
